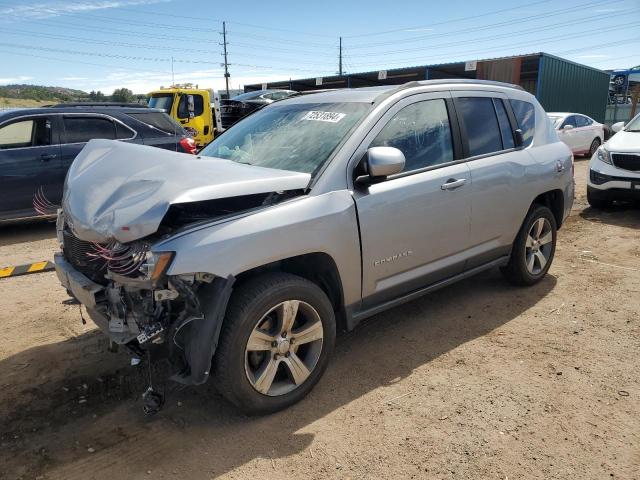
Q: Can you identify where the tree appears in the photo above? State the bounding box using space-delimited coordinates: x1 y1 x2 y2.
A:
111 87 134 103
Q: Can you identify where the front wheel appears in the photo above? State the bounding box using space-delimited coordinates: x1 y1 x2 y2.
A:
213 272 336 415
587 186 612 209
501 205 557 286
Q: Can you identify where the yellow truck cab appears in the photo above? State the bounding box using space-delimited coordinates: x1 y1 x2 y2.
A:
148 85 218 149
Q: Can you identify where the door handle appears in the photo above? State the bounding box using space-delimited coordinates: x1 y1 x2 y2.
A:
441 178 466 190
40 154 57 161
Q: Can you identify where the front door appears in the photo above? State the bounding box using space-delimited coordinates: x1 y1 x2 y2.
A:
0 116 60 219
353 94 473 308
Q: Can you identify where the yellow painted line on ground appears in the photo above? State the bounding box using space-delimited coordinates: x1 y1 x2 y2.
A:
0 266 15 278
0 261 55 279
27 261 49 272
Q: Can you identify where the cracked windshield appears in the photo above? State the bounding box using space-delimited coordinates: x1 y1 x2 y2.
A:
200 102 370 173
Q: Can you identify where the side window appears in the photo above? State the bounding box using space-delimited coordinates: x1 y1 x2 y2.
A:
0 118 51 149
193 94 204 116
575 115 588 128
510 99 535 147
177 94 204 118
494 99 515 149
370 98 454 172
457 97 503 156
561 115 576 129
63 116 116 143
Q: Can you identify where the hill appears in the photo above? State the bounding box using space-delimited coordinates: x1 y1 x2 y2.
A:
0 84 88 102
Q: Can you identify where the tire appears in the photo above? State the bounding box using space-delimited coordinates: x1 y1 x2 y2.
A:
588 138 600 157
501 205 557 286
587 186 612 209
212 272 336 415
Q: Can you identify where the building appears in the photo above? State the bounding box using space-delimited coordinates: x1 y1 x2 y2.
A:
245 52 611 123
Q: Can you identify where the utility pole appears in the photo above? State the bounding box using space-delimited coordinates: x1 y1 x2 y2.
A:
339 36 343 76
222 21 230 98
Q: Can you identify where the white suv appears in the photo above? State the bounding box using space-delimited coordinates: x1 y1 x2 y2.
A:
588 113 640 208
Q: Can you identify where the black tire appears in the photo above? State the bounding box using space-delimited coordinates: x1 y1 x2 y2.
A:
587 186 612 209
501 204 557 286
212 272 336 415
588 138 600 157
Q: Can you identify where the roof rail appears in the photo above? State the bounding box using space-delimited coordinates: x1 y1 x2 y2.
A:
49 102 148 108
374 78 524 104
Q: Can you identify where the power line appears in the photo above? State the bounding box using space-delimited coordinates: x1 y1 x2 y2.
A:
346 0 624 48
345 8 637 58
346 22 640 69
342 0 557 38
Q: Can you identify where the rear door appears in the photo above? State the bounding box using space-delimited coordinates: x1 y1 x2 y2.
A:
574 115 595 152
452 93 539 268
0 115 60 219
353 92 473 307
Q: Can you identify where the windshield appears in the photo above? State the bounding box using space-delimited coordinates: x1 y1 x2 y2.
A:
547 115 563 128
200 102 371 174
148 93 175 112
625 113 640 131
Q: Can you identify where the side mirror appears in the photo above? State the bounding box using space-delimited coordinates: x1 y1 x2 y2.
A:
563 124 574 130
611 121 625 133
514 128 524 147
359 147 405 183
187 95 195 118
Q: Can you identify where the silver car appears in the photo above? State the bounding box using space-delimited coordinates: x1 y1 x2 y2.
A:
55 80 574 414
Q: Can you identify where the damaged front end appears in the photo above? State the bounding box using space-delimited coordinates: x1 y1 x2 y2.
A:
54 139 310 391
55 213 234 386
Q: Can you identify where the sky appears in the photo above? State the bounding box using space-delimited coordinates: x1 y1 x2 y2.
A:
0 0 639 94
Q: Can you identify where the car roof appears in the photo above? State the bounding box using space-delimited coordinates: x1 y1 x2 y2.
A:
0 106 164 119
278 79 525 105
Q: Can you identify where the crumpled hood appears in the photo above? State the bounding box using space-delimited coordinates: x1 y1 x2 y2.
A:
605 130 640 153
63 139 311 243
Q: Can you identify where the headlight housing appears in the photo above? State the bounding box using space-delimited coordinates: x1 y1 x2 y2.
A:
142 251 174 284
596 146 612 165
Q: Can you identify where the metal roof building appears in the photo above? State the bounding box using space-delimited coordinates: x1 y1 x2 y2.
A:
245 52 611 122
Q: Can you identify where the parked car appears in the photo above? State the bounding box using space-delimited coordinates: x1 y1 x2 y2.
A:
547 112 604 157
0 103 196 222
587 112 640 208
219 89 297 129
54 80 573 415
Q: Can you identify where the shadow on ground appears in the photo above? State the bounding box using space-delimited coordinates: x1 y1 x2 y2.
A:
0 270 556 479
0 220 56 247
580 205 640 229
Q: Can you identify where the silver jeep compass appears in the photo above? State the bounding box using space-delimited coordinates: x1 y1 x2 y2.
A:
55 80 574 414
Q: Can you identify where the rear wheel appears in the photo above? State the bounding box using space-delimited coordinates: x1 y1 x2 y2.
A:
213 272 336 415
501 205 557 286
588 138 600 157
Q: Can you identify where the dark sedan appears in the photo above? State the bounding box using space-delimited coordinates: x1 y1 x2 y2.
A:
219 89 297 129
0 104 196 222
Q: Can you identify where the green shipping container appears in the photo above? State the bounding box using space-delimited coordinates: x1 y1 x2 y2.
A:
536 53 611 123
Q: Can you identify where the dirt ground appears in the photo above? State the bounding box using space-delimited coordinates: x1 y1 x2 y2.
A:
0 159 638 480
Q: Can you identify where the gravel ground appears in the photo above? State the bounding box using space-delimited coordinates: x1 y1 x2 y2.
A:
0 159 638 480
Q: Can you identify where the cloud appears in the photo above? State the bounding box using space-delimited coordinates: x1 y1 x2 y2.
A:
0 0 170 19
403 28 434 32
0 75 34 84
60 76 89 81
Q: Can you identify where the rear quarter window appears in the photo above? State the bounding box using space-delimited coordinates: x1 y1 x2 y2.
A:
510 99 535 148
127 112 184 135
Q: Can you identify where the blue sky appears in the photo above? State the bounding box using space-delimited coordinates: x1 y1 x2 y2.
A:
0 0 639 94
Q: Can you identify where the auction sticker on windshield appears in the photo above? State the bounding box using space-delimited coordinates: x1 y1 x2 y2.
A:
302 111 346 123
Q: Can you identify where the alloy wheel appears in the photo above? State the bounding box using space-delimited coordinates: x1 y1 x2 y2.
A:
244 300 324 396
525 217 553 275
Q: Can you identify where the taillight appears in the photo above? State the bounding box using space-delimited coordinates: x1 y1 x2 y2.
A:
179 137 197 155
